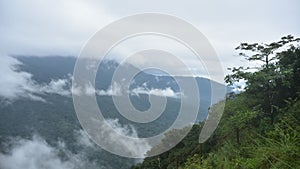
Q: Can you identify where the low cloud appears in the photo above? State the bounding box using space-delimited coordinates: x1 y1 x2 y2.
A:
0 126 148 169
0 55 72 102
0 55 37 100
97 82 121 96
75 130 96 148
100 118 151 158
72 82 121 96
0 135 99 169
0 55 181 101
131 87 182 98
39 79 71 96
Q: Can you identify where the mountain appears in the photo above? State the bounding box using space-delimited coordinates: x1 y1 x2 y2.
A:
0 56 230 169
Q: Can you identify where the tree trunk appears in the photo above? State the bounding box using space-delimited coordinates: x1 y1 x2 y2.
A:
236 127 240 145
157 157 161 169
199 144 203 165
266 55 274 125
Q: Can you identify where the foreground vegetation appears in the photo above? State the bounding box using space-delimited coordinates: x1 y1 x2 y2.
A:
132 35 300 169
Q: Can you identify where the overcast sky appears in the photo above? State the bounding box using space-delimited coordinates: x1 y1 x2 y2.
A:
1 0 299 77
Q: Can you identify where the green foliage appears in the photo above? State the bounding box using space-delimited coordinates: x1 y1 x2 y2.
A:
225 35 300 124
249 119 300 168
132 124 207 169
133 35 300 169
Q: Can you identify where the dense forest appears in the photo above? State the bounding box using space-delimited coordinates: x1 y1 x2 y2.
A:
132 35 300 169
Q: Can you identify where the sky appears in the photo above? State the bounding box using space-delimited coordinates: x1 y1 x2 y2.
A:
0 0 300 79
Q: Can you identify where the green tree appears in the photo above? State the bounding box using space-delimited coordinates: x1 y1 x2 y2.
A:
225 35 300 124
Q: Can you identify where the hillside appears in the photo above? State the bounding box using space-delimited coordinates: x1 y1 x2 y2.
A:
131 35 300 169
0 56 227 168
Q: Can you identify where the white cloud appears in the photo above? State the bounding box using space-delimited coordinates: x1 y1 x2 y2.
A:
231 80 246 93
131 87 181 98
98 118 151 157
0 136 78 169
75 130 96 148
0 55 71 101
97 82 121 96
0 0 114 56
72 82 122 96
39 79 71 96
0 126 147 169
107 35 209 78
0 55 35 100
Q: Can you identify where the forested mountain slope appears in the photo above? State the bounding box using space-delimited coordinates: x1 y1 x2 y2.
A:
132 35 300 169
